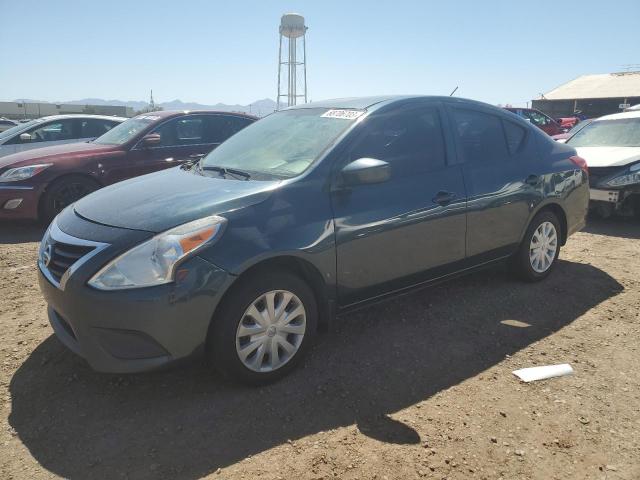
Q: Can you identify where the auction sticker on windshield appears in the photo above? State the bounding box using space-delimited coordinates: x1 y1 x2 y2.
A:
321 109 365 120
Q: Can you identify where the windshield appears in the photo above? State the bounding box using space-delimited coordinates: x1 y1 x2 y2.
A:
568 119 592 134
0 119 41 140
93 116 157 145
567 118 640 147
200 108 361 178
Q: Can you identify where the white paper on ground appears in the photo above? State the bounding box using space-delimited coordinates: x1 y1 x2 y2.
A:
512 364 574 382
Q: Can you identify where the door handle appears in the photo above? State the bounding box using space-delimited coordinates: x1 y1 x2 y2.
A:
525 174 540 186
432 191 456 206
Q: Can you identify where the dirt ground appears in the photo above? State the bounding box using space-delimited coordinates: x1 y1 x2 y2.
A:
0 218 638 480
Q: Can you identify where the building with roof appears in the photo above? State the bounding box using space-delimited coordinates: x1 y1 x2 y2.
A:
0 101 134 120
532 71 640 118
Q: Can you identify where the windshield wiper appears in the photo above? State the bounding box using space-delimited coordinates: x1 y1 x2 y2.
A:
201 165 251 180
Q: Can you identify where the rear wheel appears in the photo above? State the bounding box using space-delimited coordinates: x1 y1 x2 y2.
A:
40 175 100 223
511 211 561 282
208 270 317 385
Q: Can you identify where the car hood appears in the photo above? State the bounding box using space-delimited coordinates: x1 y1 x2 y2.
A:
574 146 640 168
0 142 119 170
74 167 281 233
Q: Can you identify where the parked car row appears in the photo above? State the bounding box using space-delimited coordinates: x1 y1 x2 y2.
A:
0 111 256 221
32 96 589 384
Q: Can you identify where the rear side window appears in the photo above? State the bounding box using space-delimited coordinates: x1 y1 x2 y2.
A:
80 119 118 138
452 109 509 163
503 120 526 154
204 115 254 144
348 107 447 174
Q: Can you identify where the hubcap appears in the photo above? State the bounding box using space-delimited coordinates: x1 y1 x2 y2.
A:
235 290 306 372
529 221 558 273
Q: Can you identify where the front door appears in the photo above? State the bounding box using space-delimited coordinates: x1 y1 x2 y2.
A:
331 102 467 306
127 115 217 177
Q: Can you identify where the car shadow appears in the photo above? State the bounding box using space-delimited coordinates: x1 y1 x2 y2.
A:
0 222 45 244
584 216 640 240
9 260 622 479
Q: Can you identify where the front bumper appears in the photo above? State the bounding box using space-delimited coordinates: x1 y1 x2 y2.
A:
0 185 41 220
38 214 235 373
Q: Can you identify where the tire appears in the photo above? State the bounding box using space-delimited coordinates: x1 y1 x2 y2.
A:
511 211 561 282
208 270 318 385
40 175 100 223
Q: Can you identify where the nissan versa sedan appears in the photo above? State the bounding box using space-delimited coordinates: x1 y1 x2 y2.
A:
565 110 640 217
38 96 589 385
0 114 124 158
0 110 256 221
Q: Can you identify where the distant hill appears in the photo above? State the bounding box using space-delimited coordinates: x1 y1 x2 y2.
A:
67 98 277 116
12 98 278 117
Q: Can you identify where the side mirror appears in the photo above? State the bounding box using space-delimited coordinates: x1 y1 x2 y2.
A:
340 158 391 187
19 133 32 142
141 133 161 147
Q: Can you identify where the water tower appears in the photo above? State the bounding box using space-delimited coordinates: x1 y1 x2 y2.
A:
276 13 308 109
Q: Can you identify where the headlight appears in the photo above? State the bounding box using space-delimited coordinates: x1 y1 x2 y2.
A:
606 163 640 187
0 164 53 182
88 216 227 290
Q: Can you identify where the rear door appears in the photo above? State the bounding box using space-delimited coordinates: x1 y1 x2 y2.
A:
447 105 538 260
331 102 467 306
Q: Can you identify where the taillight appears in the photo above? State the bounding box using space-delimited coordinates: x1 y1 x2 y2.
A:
570 155 588 175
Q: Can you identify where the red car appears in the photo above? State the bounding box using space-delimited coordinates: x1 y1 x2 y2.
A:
504 107 564 136
0 110 256 222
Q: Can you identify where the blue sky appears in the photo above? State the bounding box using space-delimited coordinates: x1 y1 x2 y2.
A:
1 0 638 106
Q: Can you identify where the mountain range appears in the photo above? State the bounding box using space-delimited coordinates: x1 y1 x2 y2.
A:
13 98 278 117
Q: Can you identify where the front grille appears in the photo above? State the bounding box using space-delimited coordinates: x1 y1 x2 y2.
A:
46 241 95 283
588 166 621 187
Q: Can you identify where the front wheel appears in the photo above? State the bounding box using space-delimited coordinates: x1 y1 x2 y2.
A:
511 211 561 282
208 270 317 385
40 175 100 223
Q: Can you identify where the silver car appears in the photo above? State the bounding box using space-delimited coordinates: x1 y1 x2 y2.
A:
0 114 125 158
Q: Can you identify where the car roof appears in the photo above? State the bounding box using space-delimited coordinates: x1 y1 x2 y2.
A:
136 110 258 120
285 95 497 112
596 110 640 121
25 114 128 122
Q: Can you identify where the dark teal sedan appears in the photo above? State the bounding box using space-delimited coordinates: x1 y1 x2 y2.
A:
37 96 589 384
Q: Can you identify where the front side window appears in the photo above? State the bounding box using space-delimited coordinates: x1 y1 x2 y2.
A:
524 110 551 127
567 118 640 147
201 108 358 178
347 107 447 174
11 119 76 144
452 109 510 163
204 115 254 143
152 117 205 147
94 116 158 145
